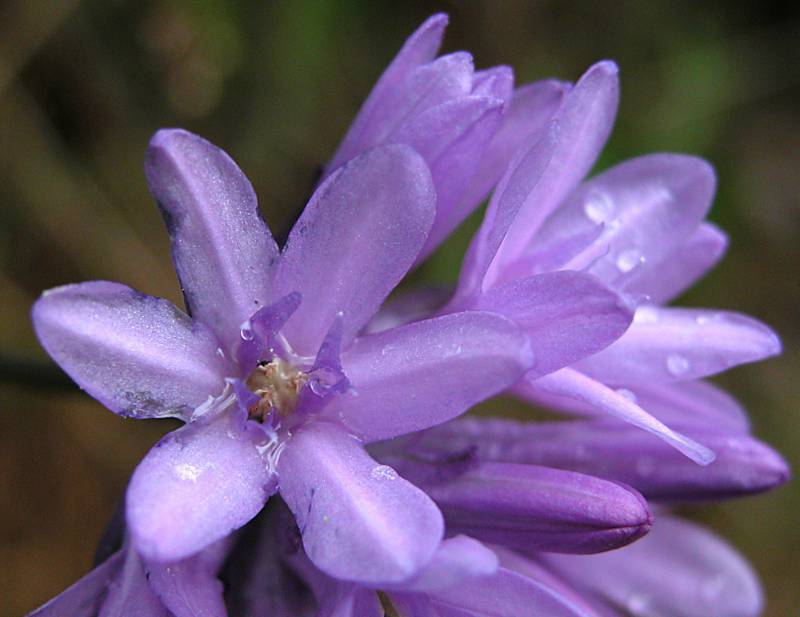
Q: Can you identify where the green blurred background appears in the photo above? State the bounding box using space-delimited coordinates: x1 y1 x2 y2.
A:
1 1 797 615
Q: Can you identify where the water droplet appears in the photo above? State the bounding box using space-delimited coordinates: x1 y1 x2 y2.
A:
615 248 645 273
240 322 254 341
175 463 201 482
370 465 398 481
634 306 659 324
616 388 637 403
666 353 691 376
583 191 615 224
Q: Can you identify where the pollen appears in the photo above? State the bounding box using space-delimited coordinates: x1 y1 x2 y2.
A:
245 358 308 422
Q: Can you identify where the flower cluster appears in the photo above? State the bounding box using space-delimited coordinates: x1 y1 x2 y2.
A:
30 14 787 617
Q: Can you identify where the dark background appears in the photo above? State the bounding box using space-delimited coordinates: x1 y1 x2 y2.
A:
1 1 797 615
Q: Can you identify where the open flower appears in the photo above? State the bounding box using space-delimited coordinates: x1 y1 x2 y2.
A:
32 130 539 584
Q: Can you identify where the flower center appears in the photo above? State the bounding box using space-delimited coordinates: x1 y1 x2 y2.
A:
245 358 308 422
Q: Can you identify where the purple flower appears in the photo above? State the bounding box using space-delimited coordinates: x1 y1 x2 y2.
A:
323 14 568 262
32 128 539 585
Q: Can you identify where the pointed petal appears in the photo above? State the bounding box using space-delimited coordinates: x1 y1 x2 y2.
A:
145 540 230 617
277 422 444 584
275 145 435 355
429 566 597 617
495 547 614 617
145 129 279 349
325 311 533 441
534 154 715 287
384 536 499 593
415 417 789 502
325 14 449 173
530 368 716 464
628 380 750 433
470 271 633 377
413 96 505 259
28 552 124 617
576 306 782 383
235 292 301 371
417 462 651 554
461 61 619 295
127 411 278 562
453 80 570 230
32 281 226 420
471 66 514 100
622 222 728 303
99 547 169 617
543 516 763 617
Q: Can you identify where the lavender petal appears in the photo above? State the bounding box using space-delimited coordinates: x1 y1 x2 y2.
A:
414 417 789 502
460 61 619 295
325 311 533 441
98 547 169 617
383 535 499 593
469 271 633 377
622 222 728 303
417 462 652 554
27 551 123 617
576 306 782 383
534 154 715 286
324 13 449 174
145 129 279 350
32 281 227 420
275 145 435 356
530 368 716 464
277 422 444 584
127 411 277 563
543 516 763 617
145 539 230 617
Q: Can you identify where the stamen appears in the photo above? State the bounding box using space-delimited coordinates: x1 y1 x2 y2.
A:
245 358 308 422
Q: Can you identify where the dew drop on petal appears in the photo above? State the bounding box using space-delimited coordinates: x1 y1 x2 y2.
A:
175 463 201 482
633 305 659 324
615 248 645 273
583 191 615 224
616 388 637 404
370 465 398 481
666 353 691 376
240 322 254 341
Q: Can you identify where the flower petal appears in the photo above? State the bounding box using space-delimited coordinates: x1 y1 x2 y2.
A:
530 368 715 464
277 422 444 584
543 516 763 617
324 13 449 173
415 417 788 502
145 539 230 617
417 462 651 554
99 547 169 617
275 145 436 356
627 380 750 433
383 536 499 593
127 411 278 562
576 306 782 383
622 222 727 303
410 96 505 260
428 566 597 617
145 129 279 350
28 552 124 617
32 281 227 420
469 271 633 377
533 154 715 287
460 61 618 295
324 311 533 441
453 80 570 227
